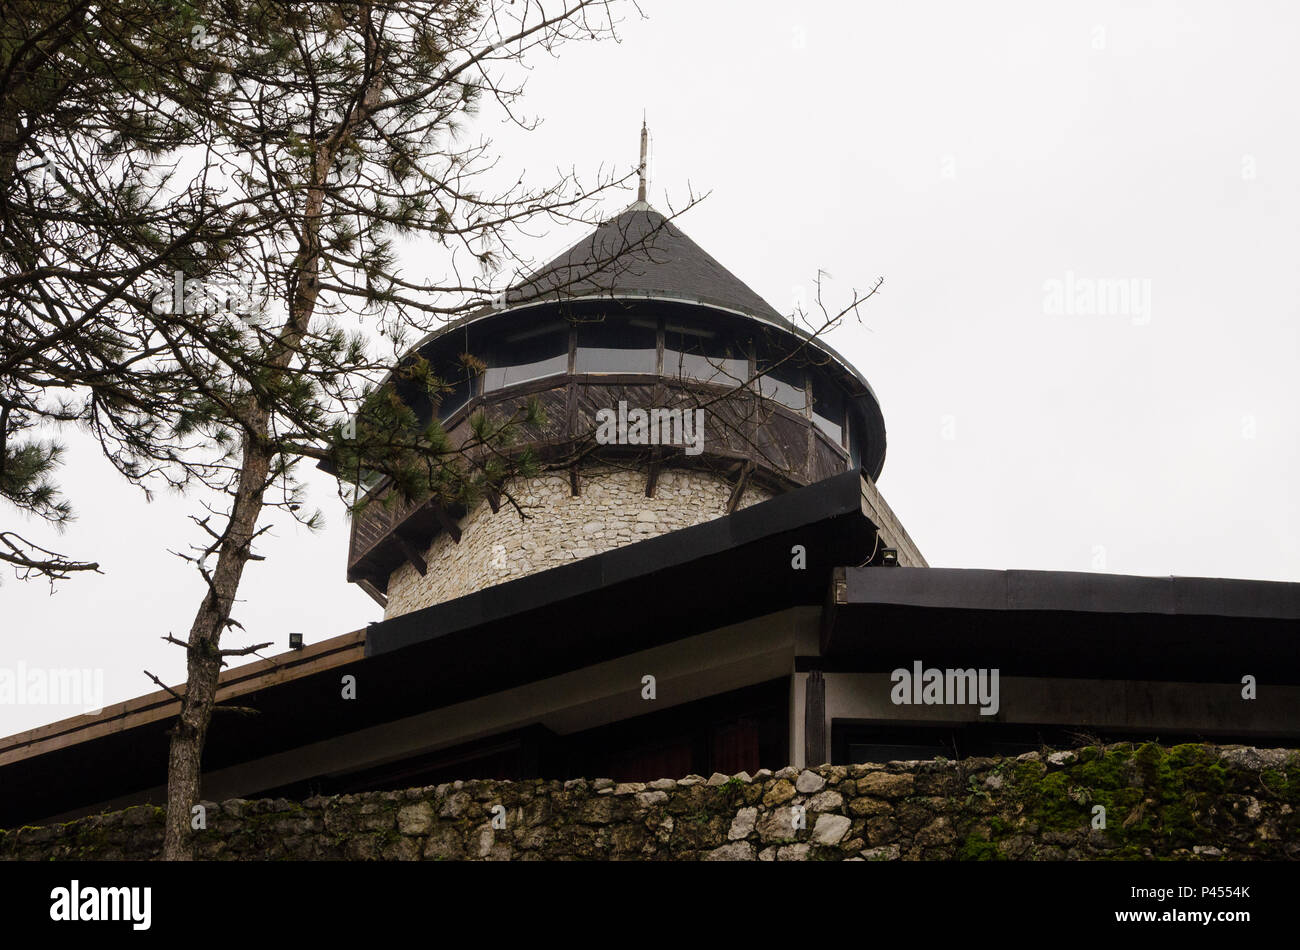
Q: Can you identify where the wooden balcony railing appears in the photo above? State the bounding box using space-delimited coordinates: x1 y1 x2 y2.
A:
346 374 856 593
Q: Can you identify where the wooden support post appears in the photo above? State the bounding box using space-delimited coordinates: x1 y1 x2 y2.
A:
804 669 826 768
566 379 578 436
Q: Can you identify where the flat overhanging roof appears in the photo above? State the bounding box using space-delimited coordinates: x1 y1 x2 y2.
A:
823 566 1300 684
841 566 1300 618
0 469 879 827
5 478 1296 827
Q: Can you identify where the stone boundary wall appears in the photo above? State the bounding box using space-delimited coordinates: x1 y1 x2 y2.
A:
3 744 1297 861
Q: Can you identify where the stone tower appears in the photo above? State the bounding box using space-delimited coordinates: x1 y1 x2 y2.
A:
346 196 913 618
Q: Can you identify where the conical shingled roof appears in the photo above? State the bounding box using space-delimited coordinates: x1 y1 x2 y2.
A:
403 200 883 419
501 203 791 326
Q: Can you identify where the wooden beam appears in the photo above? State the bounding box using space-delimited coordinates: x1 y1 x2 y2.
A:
431 501 462 544
393 531 428 576
569 465 581 496
726 460 755 513
565 379 578 437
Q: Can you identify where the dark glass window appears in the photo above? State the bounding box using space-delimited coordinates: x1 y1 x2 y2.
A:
810 370 845 443
710 718 761 776
483 322 569 390
849 417 864 470
435 359 476 421
560 679 789 780
757 356 807 412
574 317 657 374
834 721 1136 766
847 740 950 763
664 323 749 385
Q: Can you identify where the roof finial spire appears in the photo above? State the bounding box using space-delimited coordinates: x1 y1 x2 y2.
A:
637 113 649 203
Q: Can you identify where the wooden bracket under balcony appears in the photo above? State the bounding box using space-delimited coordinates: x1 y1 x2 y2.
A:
357 577 389 608
393 530 428 576
727 460 756 514
644 448 665 498
430 501 463 544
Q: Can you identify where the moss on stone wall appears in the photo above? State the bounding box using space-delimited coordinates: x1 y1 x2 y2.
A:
2 744 1296 861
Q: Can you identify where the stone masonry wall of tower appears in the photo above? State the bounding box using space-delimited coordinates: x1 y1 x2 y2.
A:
383 465 774 618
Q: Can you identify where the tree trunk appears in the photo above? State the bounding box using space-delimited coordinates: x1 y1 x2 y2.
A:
160 412 271 859
158 204 326 857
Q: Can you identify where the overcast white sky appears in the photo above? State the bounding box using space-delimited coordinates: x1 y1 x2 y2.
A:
3 0 1298 736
